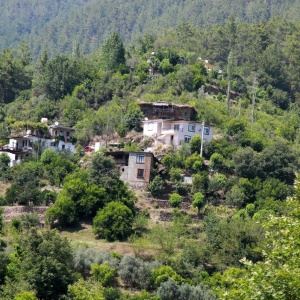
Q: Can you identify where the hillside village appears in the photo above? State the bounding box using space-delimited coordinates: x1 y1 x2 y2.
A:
0 12 300 299
0 101 212 191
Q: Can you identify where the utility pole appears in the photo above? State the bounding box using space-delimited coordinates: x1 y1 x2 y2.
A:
200 121 205 157
226 50 234 115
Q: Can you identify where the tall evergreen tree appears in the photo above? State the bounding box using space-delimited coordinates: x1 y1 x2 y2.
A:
101 32 126 72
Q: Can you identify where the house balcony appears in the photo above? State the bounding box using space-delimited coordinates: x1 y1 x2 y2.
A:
161 127 183 134
0 144 32 153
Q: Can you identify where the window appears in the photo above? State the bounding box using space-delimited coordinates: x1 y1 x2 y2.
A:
184 135 191 143
66 131 70 137
204 127 210 135
137 169 144 178
136 154 145 163
147 122 153 131
188 124 195 132
174 124 180 131
62 144 65 150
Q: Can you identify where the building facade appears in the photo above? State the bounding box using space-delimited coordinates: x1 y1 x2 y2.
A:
139 101 197 121
143 119 213 147
0 124 75 167
104 151 156 189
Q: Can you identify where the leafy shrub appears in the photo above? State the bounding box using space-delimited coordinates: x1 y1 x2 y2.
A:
152 266 183 287
208 174 227 193
91 262 116 287
119 255 161 289
169 168 182 182
93 202 133 241
210 153 225 171
174 182 190 196
147 176 164 198
168 193 182 208
72 246 120 276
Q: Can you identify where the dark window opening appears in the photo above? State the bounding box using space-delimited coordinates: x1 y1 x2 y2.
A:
137 169 144 178
184 135 191 143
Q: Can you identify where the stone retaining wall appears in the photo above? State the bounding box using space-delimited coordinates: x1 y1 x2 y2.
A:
2 206 48 223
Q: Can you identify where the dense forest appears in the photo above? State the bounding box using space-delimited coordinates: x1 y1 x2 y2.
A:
2 0 300 57
0 9 300 300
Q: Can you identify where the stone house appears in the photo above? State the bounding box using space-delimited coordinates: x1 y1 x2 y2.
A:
139 101 197 121
104 151 156 189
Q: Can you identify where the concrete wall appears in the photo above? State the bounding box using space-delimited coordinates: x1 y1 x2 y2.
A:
143 120 213 146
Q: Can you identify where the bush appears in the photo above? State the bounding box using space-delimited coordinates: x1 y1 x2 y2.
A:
168 193 182 208
174 182 190 196
72 246 120 276
192 192 205 217
119 255 160 289
226 185 246 208
192 172 208 194
210 153 225 171
147 176 164 198
208 174 227 193
91 262 116 287
152 266 184 287
189 135 202 154
169 168 182 182
93 202 133 241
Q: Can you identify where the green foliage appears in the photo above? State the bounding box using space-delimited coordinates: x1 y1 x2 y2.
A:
159 59 174 75
208 173 227 193
162 154 185 169
68 279 104 300
189 134 202 154
210 153 225 171
203 214 264 269
147 175 164 198
89 153 120 189
226 185 246 208
192 172 208 194
152 266 184 287
226 118 248 136
119 255 160 289
14 291 38 300
11 230 75 300
101 32 126 72
169 168 182 183
192 192 205 217
168 193 182 208
124 103 143 132
34 55 86 101
93 202 133 241
45 195 77 227
185 153 204 173
157 278 215 300
218 198 300 299
91 262 116 287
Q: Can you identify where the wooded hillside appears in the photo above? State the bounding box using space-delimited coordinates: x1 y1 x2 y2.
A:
2 0 300 57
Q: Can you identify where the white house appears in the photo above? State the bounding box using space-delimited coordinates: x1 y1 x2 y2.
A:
143 119 213 147
0 124 75 167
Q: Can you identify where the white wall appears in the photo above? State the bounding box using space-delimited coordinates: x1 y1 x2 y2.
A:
0 151 21 167
143 121 161 137
143 120 213 147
